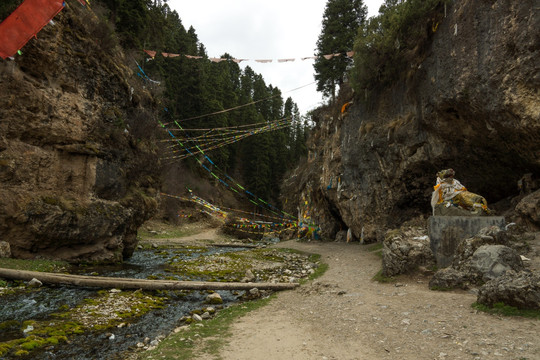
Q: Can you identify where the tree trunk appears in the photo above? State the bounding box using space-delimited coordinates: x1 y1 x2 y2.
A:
0 268 299 291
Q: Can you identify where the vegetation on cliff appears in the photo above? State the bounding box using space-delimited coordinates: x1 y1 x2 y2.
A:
351 0 451 95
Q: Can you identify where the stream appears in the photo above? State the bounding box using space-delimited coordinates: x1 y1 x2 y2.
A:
0 246 249 360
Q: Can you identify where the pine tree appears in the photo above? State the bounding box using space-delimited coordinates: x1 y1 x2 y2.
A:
314 0 367 102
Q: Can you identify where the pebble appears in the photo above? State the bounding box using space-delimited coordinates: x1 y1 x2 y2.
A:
201 312 211 319
192 314 203 322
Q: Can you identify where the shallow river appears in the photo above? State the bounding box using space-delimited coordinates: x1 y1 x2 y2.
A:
0 247 247 360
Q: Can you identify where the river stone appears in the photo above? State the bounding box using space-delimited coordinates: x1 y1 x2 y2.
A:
27 278 43 288
205 292 223 304
192 314 203 322
469 245 524 281
0 241 10 258
243 269 255 282
477 270 540 310
201 311 211 319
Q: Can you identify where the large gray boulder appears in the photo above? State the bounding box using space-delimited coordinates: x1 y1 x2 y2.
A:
430 227 524 290
469 245 524 281
477 270 540 310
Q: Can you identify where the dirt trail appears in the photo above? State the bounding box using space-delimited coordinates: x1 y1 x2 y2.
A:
200 240 538 360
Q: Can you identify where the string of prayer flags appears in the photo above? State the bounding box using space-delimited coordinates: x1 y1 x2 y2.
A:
142 49 355 64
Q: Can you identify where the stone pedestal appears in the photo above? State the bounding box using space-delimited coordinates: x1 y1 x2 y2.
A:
428 216 505 267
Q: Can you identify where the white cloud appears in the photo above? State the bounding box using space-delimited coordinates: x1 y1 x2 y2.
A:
166 0 383 115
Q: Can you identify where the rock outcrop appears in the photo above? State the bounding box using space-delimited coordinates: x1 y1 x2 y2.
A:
282 0 539 241
0 5 160 262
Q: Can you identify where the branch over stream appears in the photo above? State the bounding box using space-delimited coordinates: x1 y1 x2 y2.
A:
0 268 299 291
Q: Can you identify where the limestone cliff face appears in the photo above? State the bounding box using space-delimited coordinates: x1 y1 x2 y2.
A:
0 6 160 262
283 0 539 242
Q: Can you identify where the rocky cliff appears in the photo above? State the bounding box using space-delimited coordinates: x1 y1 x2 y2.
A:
283 0 539 241
0 4 160 262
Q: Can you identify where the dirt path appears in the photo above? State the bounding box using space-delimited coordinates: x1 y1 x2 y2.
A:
200 240 538 360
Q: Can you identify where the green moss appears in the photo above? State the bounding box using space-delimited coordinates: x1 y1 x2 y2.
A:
0 343 13 357
14 349 29 356
0 319 19 330
19 338 44 350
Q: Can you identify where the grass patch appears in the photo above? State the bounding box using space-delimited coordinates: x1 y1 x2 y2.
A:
372 269 397 284
138 228 200 239
366 242 383 259
472 302 540 319
0 258 67 273
141 295 275 360
367 243 383 252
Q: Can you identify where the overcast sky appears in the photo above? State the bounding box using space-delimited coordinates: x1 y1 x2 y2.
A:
167 0 384 115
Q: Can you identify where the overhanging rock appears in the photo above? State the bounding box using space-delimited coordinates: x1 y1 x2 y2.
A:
428 216 505 267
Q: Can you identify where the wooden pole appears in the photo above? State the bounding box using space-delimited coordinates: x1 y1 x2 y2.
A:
0 268 299 291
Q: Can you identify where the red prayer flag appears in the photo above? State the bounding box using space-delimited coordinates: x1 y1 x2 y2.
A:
0 0 65 59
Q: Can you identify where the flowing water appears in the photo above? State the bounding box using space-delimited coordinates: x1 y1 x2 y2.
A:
0 246 249 360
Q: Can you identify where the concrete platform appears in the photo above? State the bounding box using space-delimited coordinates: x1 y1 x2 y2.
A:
428 216 505 267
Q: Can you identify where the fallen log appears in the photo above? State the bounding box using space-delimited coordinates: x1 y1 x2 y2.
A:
0 268 298 291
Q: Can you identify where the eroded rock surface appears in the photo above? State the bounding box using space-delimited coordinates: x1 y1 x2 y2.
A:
0 7 159 262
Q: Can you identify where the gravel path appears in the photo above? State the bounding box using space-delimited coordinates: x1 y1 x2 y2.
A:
207 240 538 360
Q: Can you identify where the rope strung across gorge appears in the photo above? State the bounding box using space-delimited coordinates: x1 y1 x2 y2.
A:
158 118 296 221
161 117 291 160
162 81 314 125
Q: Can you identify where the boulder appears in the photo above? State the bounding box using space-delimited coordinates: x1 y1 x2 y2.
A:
428 267 469 290
0 241 10 258
430 227 524 290
477 270 540 310
469 245 524 281
452 226 510 269
382 228 435 277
